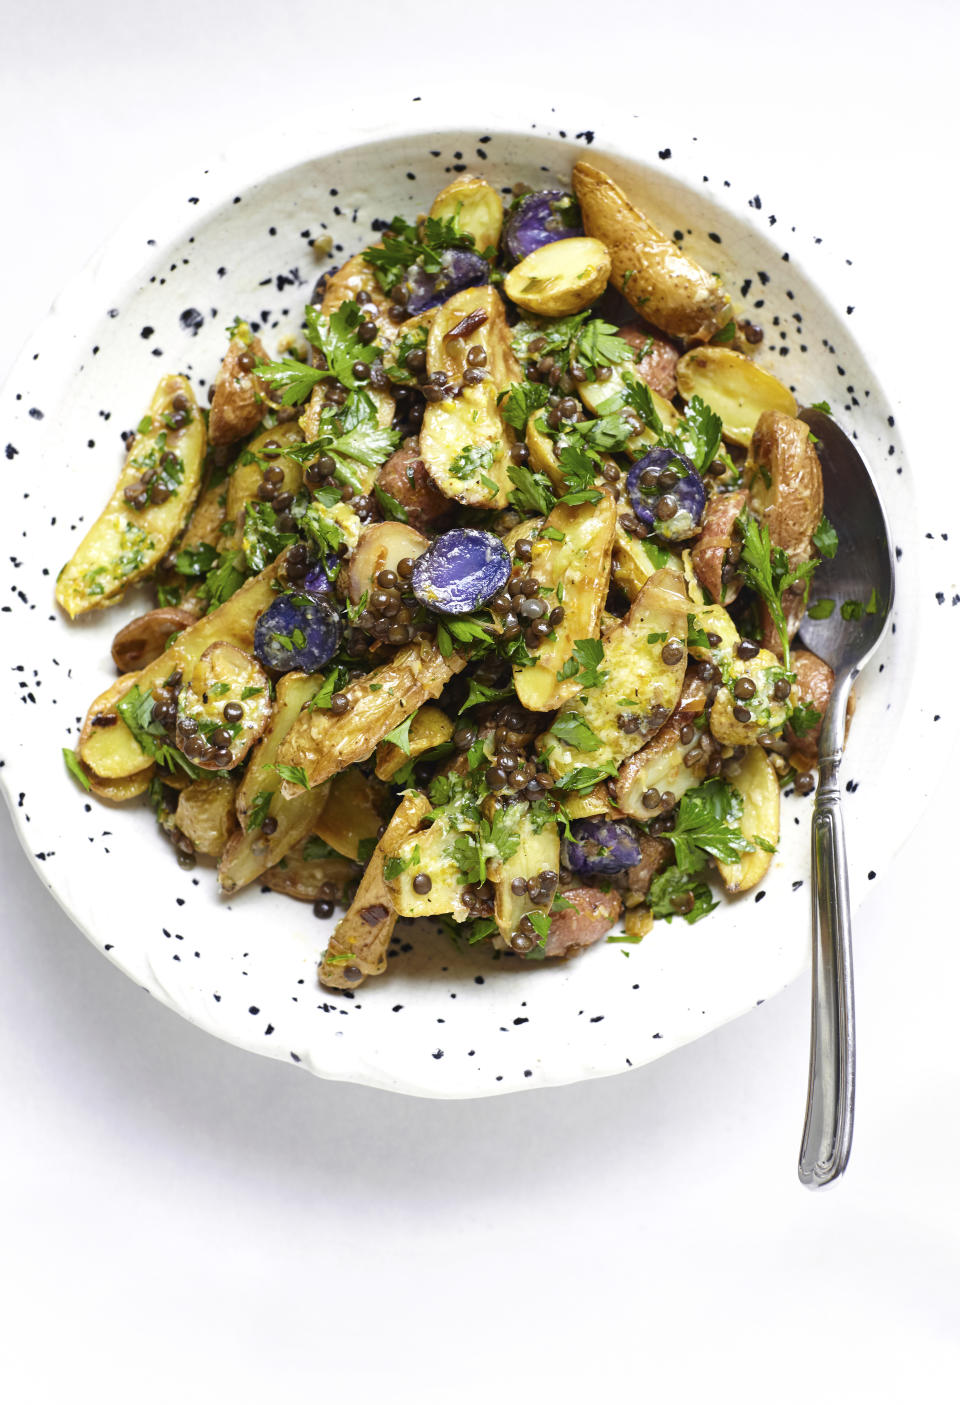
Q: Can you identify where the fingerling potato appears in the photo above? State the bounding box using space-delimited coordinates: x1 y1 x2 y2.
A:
504 237 611 316
676 347 797 448
572 161 731 342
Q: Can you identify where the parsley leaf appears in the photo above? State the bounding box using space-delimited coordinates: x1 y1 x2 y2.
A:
711 321 737 345
269 762 310 792
498 381 551 434
575 318 634 379
555 441 601 505
678 394 724 473
63 747 91 792
304 300 378 388
115 684 201 778
254 356 325 407
812 516 839 559
384 844 421 881
810 400 833 415
555 638 608 690
246 790 273 831
736 512 817 667
362 214 477 293
807 599 835 619
549 713 602 752
647 867 719 923
667 779 752 871
175 542 219 577
552 761 618 792
527 911 552 946
308 666 349 711
383 713 417 755
243 500 298 574
372 482 409 523
787 700 822 737
507 462 556 516
199 548 246 612
458 680 515 713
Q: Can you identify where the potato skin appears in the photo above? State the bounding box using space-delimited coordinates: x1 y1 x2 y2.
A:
376 444 453 532
617 323 679 399
544 887 622 957
783 649 855 768
747 411 823 568
209 331 270 446
572 161 730 342
174 775 238 857
111 607 197 672
690 489 748 605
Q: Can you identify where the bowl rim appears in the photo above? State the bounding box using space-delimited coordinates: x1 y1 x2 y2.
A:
0 88 940 1096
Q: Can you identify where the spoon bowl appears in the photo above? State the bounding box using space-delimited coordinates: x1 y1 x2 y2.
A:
795 407 895 1188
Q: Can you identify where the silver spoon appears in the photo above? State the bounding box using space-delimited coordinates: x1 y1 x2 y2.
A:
794 408 895 1188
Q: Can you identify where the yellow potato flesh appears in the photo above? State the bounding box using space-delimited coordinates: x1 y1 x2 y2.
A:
676 347 796 447
420 286 520 508
56 375 205 617
504 237 611 316
513 493 617 712
313 767 389 861
429 177 503 252
716 747 780 893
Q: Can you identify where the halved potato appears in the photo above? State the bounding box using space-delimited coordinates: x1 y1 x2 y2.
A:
430 176 503 252
616 670 709 819
56 375 205 617
276 640 467 795
577 361 680 456
547 567 688 778
223 421 305 531
77 673 154 780
81 763 156 803
612 526 677 603
263 840 358 903
572 161 731 342
690 489 748 605
312 767 390 860
209 327 271 446
319 791 431 990
709 646 795 747
375 704 454 780
420 286 521 507
716 746 780 893
513 492 617 713
676 348 796 448
111 607 196 673
175 775 238 857
175 643 272 770
385 792 475 922
347 521 429 604
320 250 395 335
504 237 611 316
489 804 561 945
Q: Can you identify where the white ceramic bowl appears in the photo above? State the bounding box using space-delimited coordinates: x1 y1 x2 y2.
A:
0 93 935 1096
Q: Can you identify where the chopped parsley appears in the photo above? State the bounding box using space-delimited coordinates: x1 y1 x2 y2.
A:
449 442 497 481
549 713 602 752
269 761 310 792
555 638 607 689
303 299 379 388
63 747 91 792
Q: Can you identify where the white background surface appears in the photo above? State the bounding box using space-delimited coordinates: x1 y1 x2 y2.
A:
3 2 959 1400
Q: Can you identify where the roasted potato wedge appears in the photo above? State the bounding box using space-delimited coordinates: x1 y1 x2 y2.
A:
175 775 238 857
504 237 611 316
420 286 521 507
263 839 358 903
375 704 454 780
347 521 429 604
430 176 503 252
276 640 467 795
783 649 855 770
223 421 304 533
312 767 391 861
319 250 395 337
690 489 748 605
676 348 797 448
709 646 795 747
616 323 679 399
81 762 156 803
513 492 617 713
572 161 731 342
543 886 622 957
489 804 561 946
546 568 688 777
612 525 677 602
176 643 272 770
747 410 824 569
77 673 154 781
385 790 475 921
209 327 270 446
320 791 430 989
375 442 452 531
616 670 709 818
715 746 780 893
111 607 196 673
56 375 205 617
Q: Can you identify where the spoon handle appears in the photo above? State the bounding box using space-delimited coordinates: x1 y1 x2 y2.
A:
798 686 856 1188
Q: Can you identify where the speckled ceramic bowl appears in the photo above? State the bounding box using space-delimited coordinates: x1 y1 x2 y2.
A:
0 92 939 1096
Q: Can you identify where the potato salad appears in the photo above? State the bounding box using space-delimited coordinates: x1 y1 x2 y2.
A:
60 162 849 990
